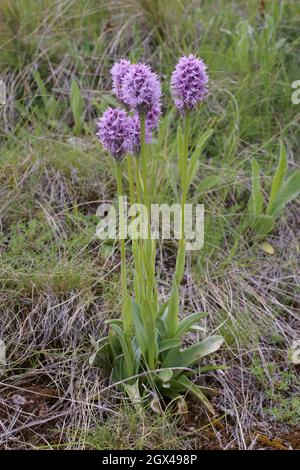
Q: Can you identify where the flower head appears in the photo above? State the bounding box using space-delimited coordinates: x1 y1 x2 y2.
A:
171 55 208 111
121 63 161 114
96 107 133 160
110 59 132 103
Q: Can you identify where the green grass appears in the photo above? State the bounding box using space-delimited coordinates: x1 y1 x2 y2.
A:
0 0 299 450
251 356 300 426
84 405 183 450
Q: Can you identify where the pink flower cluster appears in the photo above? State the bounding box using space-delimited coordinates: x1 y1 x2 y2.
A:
171 54 208 111
97 55 209 159
96 107 133 161
111 61 161 115
98 59 162 159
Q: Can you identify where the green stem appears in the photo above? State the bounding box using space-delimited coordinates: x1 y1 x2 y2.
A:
181 111 190 234
128 154 142 302
135 155 142 206
167 112 191 337
140 114 149 209
127 154 135 206
175 111 190 286
139 112 157 309
134 155 144 301
116 161 127 300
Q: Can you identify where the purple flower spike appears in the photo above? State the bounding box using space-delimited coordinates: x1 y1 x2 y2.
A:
121 63 161 114
111 59 132 103
96 107 133 161
171 55 208 111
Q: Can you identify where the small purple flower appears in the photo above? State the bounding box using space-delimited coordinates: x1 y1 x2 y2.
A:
146 103 161 131
121 63 161 114
130 114 152 154
131 115 143 154
171 55 208 111
111 59 132 103
129 105 161 153
96 107 133 160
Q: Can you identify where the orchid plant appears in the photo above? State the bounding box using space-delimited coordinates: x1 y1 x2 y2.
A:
96 55 224 413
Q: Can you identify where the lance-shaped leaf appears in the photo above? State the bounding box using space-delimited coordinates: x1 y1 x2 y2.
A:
267 170 300 218
267 140 287 213
140 299 158 370
176 312 207 338
248 159 264 218
171 375 215 414
110 323 135 378
253 214 275 237
132 301 147 359
158 338 181 353
164 281 179 338
162 335 224 369
70 79 84 135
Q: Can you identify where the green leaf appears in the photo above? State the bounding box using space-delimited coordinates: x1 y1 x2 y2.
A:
158 301 169 317
176 312 207 338
32 70 48 109
158 368 173 384
172 375 215 414
140 299 158 369
122 295 133 337
123 380 141 408
267 140 287 214
108 326 121 357
267 170 300 218
110 323 135 377
253 214 275 237
156 315 167 338
131 301 147 358
248 159 264 218
158 338 181 353
174 240 186 286
197 175 221 195
187 129 213 187
165 282 179 338
71 79 84 136
162 335 224 369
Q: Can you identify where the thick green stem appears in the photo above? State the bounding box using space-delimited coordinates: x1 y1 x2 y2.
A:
140 113 157 308
140 114 149 209
135 156 142 207
127 154 135 206
134 155 144 302
175 111 190 286
181 111 190 236
128 154 142 302
116 162 127 301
